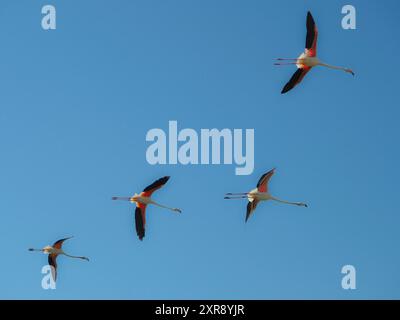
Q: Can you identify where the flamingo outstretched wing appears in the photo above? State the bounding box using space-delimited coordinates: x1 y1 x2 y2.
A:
281 12 316 94
246 200 259 222
48 254 58 281
281 67 311 94
257 168 276 193
141 176 170 197
134 176 170 240
305 11 318 57
53 237 73 249
245 169 276 221
48 237 72 281
135 205 146 241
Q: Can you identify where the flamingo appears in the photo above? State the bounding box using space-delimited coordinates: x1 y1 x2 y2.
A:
29 237 89 281
275 11 354 94
224 168 307 222
112 176 182 241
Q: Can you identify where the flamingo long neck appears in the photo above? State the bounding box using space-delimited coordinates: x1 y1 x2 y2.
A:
63 253 88 260
150 200 176 212
318 62 347 72
270 196 301 206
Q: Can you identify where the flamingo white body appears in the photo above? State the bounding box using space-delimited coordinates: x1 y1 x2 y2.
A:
247 189 303 204
247 189 273 201
276 11 354 94
112 176 181 241
225 168 307 222
128 193 178 210
296 54 319 68
42 246 61 255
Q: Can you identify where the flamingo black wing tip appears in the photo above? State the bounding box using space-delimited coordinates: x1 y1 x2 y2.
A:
159 176 171 184
281 86 291 94
281 82 295 94
138 231 145 241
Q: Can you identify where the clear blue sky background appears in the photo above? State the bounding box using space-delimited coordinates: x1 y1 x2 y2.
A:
0 0 399 299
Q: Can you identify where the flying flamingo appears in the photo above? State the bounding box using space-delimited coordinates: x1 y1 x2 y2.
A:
275 11 354 94
224 168 307 222
112 176 182 241
29 237 89 281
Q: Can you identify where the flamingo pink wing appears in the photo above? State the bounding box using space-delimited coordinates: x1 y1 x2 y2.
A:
257 168 276 193
305 11 318 57
281 67 311 94
52 237 72 249
141 176 170 197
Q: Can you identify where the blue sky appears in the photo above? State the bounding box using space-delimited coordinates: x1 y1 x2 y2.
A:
0 0 399 299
